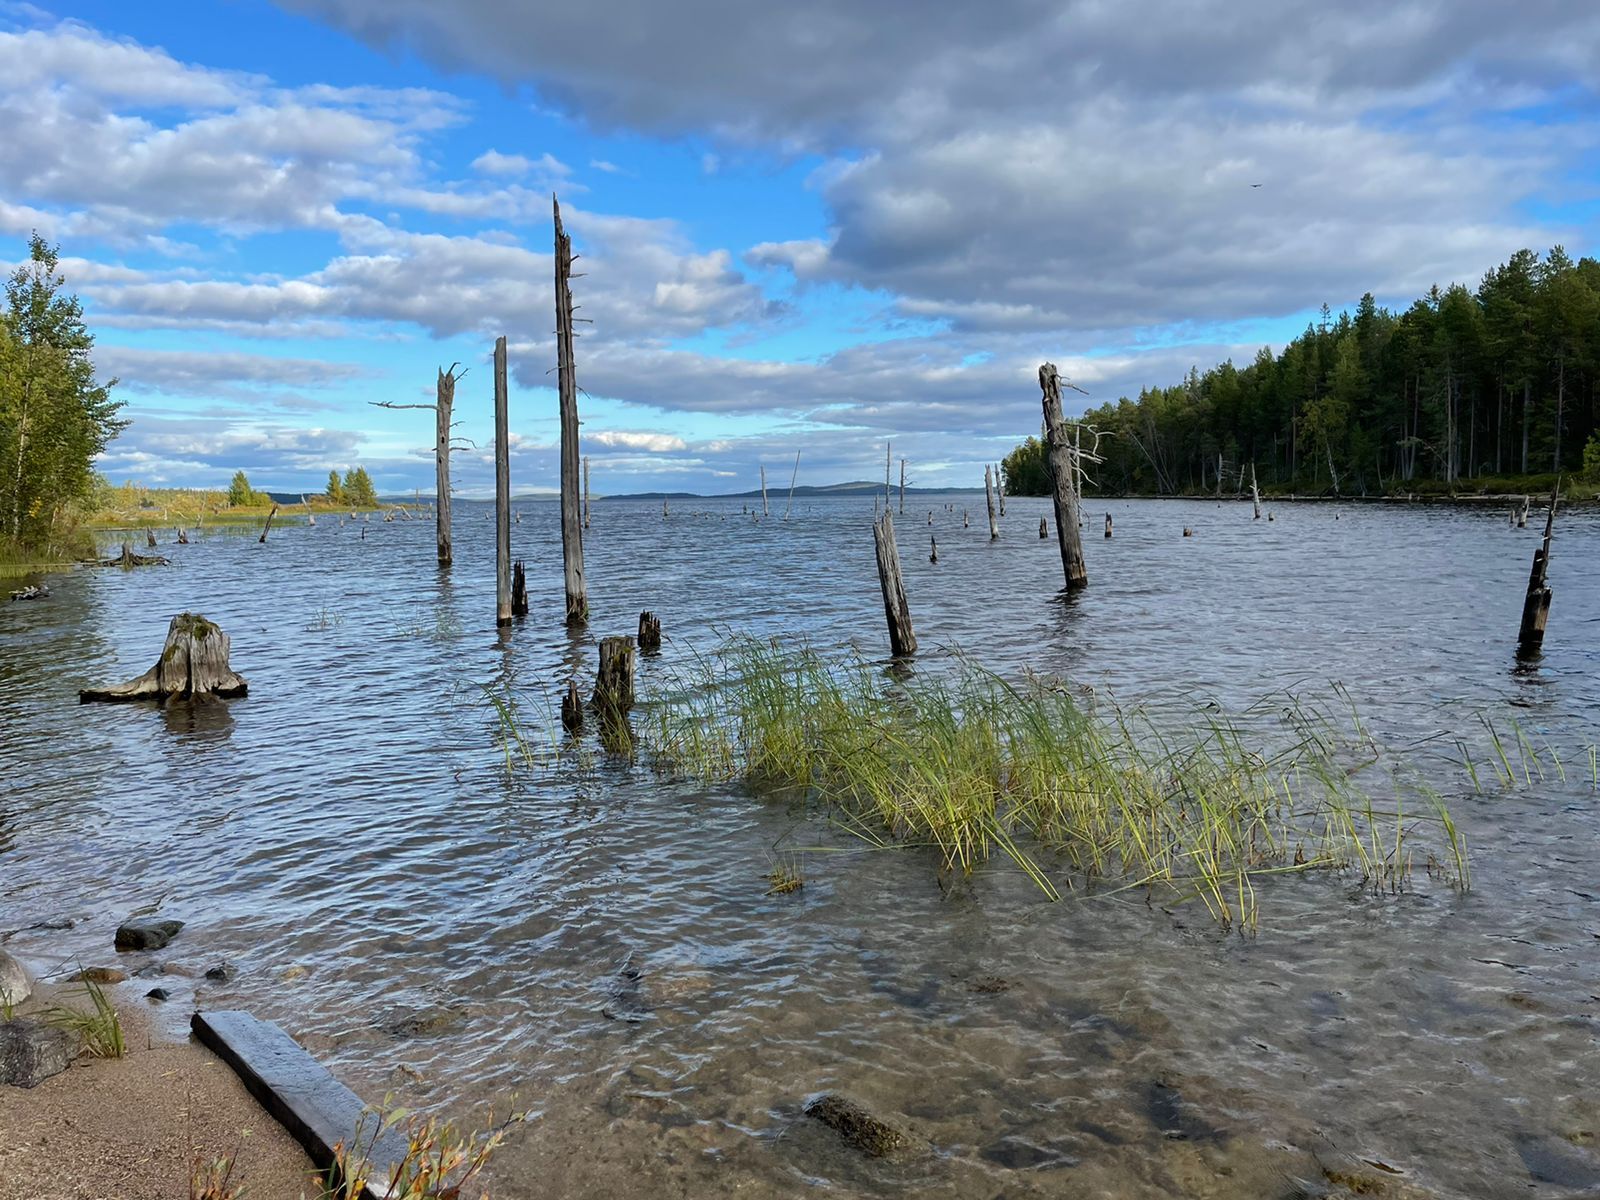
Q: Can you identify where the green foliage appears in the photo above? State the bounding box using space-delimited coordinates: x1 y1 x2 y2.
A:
1583 432 1600 482
1010 247 1600 495
0 234 125 551
46 975 125 1058
1000 436 1050 496
342 466 378 507
325 469 345 503
226 469 269 507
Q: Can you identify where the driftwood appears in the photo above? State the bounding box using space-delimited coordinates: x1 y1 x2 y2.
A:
760 464 769 517
555 196 588 626
145 528 157 548
873 511 917 656
10 584 48 601
785 450 800 520
996 463 1006 516
1517 482 1559 657
103 541 169 568
638 610 662 653
80 613 246 704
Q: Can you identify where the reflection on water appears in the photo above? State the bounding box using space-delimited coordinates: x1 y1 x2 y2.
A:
2 496 1599 1199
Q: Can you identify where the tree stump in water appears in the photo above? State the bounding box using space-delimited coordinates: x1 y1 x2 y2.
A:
638 610 662 653
145 529 157 548
592 637 636 716
104 541 170 567
511 560 528 618
1103 513 1112 539
80 613 247 704
177 528 189 544
561 679 584 732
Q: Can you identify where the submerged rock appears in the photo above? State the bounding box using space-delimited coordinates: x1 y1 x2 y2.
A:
601 959 652 1024
0 1019 76 1088
204 962 233 982
0 952 30 1007
145 987 171 1002
115 919 184 951
71 967 127 985
381 1003 467 1038
803 1093 912 1157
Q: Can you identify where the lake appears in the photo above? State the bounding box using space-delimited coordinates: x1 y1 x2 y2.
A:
2 493 1597 1198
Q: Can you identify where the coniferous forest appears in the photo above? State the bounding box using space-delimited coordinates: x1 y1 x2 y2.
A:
1004 247 1600 496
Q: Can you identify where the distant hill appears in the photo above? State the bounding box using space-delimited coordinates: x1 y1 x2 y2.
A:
605 481 983 500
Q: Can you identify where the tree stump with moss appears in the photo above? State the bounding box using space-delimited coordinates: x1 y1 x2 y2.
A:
79 613 247 704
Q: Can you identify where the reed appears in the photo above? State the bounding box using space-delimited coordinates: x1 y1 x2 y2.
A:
46 975 125 1058
641 638 1468 931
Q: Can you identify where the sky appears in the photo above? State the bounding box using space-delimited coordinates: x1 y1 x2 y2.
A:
2 1 1597 497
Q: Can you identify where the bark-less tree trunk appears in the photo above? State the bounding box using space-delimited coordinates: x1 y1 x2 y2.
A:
554 196 588 626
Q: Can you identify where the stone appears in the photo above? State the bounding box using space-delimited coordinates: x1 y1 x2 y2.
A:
803 1093 912 1157
0 951 30 1008
204 962 233 982
380 1004 467 1039
146 988 171 1002
115 919 184 951
0 1018 76 1088
71 967 127 985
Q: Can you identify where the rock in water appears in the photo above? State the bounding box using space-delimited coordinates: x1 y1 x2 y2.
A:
80 613 247 704
803 1093 911 1157
115 919 185 951
0 952 30 1007
0 1019 76 1088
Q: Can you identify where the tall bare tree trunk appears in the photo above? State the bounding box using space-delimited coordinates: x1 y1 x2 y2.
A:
494 336 511 626
435 365 455 566
1039 363 1087 591
554 196 588 626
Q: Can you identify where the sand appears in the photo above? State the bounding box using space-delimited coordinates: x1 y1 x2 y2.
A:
0 987 318 1200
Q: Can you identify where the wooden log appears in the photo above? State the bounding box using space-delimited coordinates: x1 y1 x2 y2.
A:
494 335 511 626
663 497 669 518
80 613 246 703
592 636 636 716
1104 513 1112 538
511 559 528 618
984 466 999 540
191 1010 408 1200
1251 463 1262 520
554 196 588 626
1039 363 1088 590
638 610 662 653
561 679 583 732
1517 482 1559 656
436 365 456 565
258 505 277 544
872 511 917 656
583 456 591 529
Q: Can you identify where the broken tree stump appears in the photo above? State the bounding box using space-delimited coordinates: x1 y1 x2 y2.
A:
1104 513 1112 538
873 511 917 656
1039 362 1088 590
561 679 583 732
258 505 277 544
984 465 999 540
593 636 636 716
1517 482 1559 657
80 613 247 704
511 559 528 618
145 528 157 548
929 535 938 563
638 610 662 653
103 541 169 568
1251 463 1262 520
177 528 189 544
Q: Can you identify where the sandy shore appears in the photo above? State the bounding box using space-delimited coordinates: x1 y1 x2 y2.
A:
0 984 318 1200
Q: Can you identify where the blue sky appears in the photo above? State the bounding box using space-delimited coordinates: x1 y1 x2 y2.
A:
2 0 1596 495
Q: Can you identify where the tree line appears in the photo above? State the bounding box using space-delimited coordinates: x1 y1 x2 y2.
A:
1004 246 1600 496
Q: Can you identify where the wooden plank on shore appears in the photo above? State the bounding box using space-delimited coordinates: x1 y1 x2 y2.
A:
191 1010 408 1200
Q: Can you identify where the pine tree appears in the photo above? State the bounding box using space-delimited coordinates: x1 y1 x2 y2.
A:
325 469 344 503
227 470 258 507
343 466 377 507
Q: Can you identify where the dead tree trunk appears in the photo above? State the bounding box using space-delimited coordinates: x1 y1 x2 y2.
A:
80 613 247 703
583 456 591 530
593 636 636 716
561 679 584 732
146 528 157 548
1251 463 1262 520
436 365 456 565
258 505 277 544
899 458 906 515
494 335 511 626
1039 363 1088 590
785 450 800 520
984 466 999 540
511 559 528 618
638 610 662 653
996 464 1006 516
554 196 588 626
760 464 769 516
1104 513 1113 538
1517 482 1560 657
873 511 917 656
929 535 938 563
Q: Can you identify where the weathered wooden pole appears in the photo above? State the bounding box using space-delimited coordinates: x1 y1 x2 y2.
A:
1517 482 1559 657
1251 463 1262 520
785 450 800 520
873 511 917 656
984 465 999 540
258 505 277 544
760 464 769 516
1104 513 1112 538
662 497 669 518
996 464 1006 516
511 559 528 618
1039 363 1088 591
1517 496 1529 529
494 335 511 626
929 535 938 563
638 610 662 653
436 365 456 564
583 456 591 529
554 195 588 626
884 442 892 508
899 458 906 514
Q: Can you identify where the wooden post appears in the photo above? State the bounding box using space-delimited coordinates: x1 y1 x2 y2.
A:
1517 482 1559 656
593 636 636 715
258 505 277 544
760 464 769 516
996 464 1006 516
663 497 669 518
583 456 591 529
494 335 511 626
554 195 588 626
638 610 662 653
146 528 157 548
436 366 456 564
1517 496 1529 528
1103 513 1112 538
899 458 906 515
1251 463 1262 520
984 466 999 540
511 559 528 617
929 535 938 563
784 450 800 520
561 679 583 732
873 511 917 656
1039 363 1088 590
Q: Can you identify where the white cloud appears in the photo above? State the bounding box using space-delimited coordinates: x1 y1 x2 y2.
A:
588 430 687 452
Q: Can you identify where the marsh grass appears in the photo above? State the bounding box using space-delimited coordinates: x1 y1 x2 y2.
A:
640 638 1468 931
320 1100 527 1200
46 975 125 1058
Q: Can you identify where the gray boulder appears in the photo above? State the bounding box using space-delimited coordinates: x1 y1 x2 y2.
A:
0 1019 76 1088
0 951 29 1008
115 919 184 951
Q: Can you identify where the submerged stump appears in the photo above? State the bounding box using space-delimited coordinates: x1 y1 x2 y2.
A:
638 610 662 653
80 613 247 704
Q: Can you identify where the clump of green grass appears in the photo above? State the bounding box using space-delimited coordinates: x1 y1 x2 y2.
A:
766 854 804 895
321 1100 527 1200
47 975 125 1058
641 638 1468 931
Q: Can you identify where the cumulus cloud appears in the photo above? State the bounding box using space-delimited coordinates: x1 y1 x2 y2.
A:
588 430 688 452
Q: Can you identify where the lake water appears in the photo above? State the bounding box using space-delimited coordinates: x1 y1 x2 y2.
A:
2 494 1598 1198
